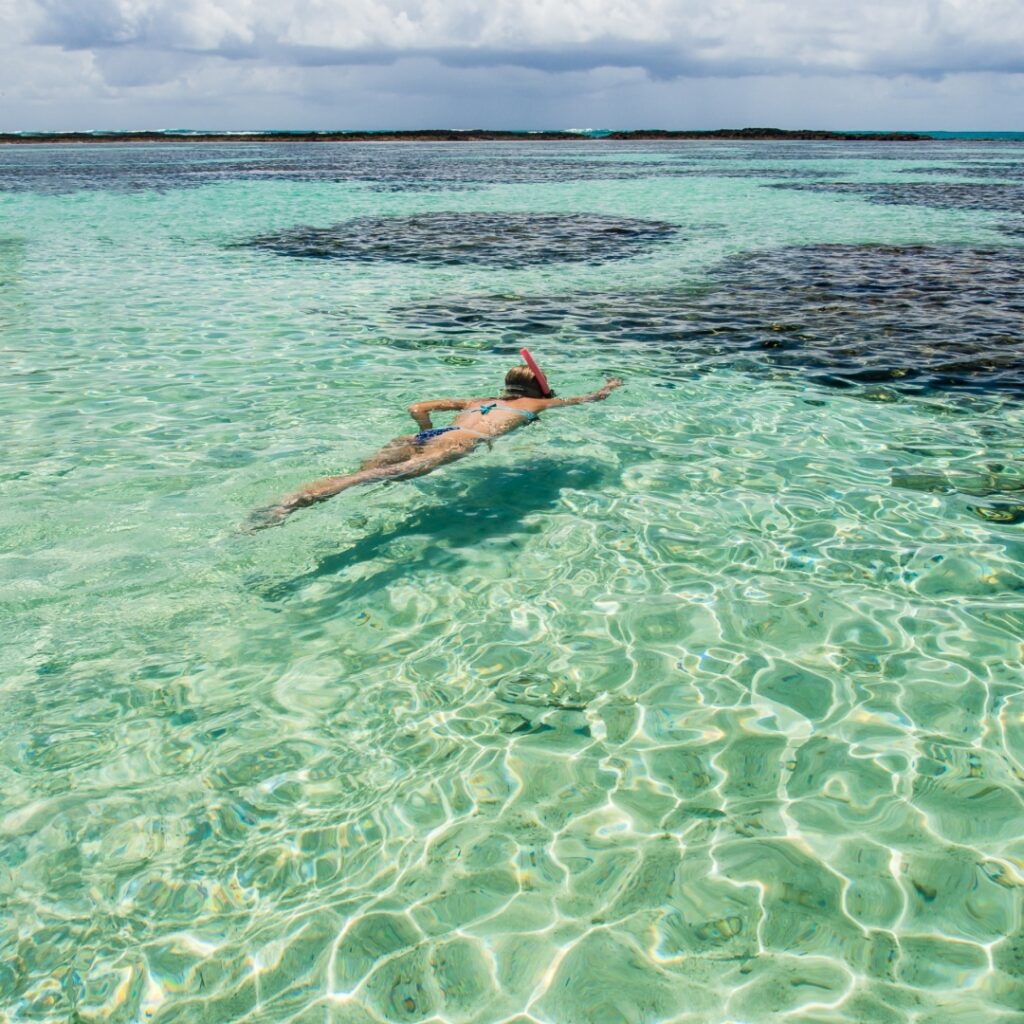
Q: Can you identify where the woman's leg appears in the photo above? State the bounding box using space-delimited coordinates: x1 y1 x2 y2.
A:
290 446 464 503
248 444 466 530
358 437 417 471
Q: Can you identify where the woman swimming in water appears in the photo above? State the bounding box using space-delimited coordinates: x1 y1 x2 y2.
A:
250 364 622 529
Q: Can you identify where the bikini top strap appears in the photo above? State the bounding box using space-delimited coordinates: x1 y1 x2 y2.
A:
506 404 538 421
475 401 537 421
496 402 537 421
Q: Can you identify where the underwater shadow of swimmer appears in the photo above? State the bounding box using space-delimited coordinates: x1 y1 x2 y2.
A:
258 459 613 604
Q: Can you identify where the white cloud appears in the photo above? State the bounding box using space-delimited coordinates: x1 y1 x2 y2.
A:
1 0 1022 129
22 0 1024 74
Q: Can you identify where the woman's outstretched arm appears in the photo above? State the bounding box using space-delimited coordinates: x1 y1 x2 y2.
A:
539 377 624 408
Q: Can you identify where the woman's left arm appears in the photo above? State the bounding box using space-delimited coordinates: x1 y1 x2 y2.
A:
407 398 471 430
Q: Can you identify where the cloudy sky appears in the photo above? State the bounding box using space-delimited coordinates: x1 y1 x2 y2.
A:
1 0 1022 130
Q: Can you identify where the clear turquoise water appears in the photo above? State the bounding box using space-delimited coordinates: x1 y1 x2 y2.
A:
1 141 1023 1024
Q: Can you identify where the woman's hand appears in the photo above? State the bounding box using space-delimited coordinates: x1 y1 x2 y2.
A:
408 403 433 430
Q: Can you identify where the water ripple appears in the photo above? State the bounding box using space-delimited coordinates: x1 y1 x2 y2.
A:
2 139 1023 1024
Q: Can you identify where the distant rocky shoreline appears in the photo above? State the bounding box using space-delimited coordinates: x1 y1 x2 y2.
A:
0 127 931 145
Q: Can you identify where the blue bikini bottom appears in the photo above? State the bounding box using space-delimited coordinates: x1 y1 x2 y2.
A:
413 426 459 445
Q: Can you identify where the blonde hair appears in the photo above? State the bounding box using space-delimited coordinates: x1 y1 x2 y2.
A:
503 364 545 398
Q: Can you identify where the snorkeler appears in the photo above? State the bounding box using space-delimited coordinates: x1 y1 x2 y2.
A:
250 359 623 529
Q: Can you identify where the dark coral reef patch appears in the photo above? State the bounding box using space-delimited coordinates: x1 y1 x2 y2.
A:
396 245 1024 394
768 180 1024 214
240 212 679 268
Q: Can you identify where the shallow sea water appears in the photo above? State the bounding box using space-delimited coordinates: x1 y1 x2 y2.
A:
1 140 1023 1024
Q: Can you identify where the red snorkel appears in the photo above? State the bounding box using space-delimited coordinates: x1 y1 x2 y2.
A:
520 347 553 397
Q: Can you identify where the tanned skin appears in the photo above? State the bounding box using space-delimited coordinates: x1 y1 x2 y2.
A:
249 372 623 529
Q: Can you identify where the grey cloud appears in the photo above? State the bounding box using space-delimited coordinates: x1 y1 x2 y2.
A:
25 0 1024 82
64 38 1024 83
4 0 1021 133
32 0 159 48
31 0 252 51
2 51 1021 133
92 47 201 87
310 43 1024 79
241 40 722 79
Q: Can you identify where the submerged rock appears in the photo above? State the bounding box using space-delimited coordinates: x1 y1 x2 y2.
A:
769 180 1024 214
239 212 679 268
396 244 1024 394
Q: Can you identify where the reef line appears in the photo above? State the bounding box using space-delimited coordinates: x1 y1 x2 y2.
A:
0 127 931 145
